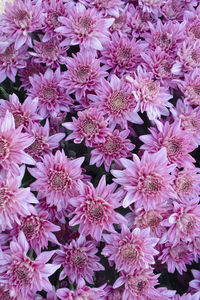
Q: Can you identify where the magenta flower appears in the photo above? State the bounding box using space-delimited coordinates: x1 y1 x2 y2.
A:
90 129 134 172
0 110 35 176
178 69 200 106
55 3 114 50
28 67 72 118
138 0 165 14
0 0 45 49
0 231 60 298
89 75 143 129
112 148 175 209
63 107 109 147
84 0 124 17
0 166 38 231
0 94 42 129
54 235 104 284
189 269 200 294
161 0 184 21
69 175 126 241
102 225 158 273
28 150 84 211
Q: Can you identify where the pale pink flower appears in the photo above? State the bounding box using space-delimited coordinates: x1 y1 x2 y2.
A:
159 241 194 274
28 150 84 211
112 148 175 209
0 94 41 129
63 107 109 147
140 120 196 167
69 175 126 241
54 235 104 284
28 68 72 118
102 225 158 273
128 6 154 36
161 0 185 21
84 0 124 17
25 120 65 161
0 110 35 176
0 231 60 298
129 66 172 120
109 10 130 35
56 3 113 50
138 0 165 14
89 75 143 129
113 269 160 300
90 129 134 172
60 50 107 101
0 0 45 50
56 278 106 300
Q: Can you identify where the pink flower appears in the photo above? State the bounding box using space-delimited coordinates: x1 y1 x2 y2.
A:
140 120 196 167
0 110 35 176
102 225 158 273
0 231 60 298
138 0 165 14
161 0 185 21
84 0 124 18
105 285 124 300
112 148 175 209
0 94 42 129
0 0 45 49
69 175 126 241
90 129 135 172
63 107 109 147
89 75 143 129
28 68 72 118
28 150 84 211
54 235 104 284
60 49 107 101
189 270 200 294
55 3 114 50
128 6 154 36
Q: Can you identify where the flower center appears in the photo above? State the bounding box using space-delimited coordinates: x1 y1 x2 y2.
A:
119 243 139 263
0 137 10 162
48 169 72 193
12 110 29 128
11 260 34 286
146 210 162 229
46 11 61 28
14 9 30 28
80 118 98 138
75 15 95 35
127 275 148 296
178 213 196 234
99 135 123 157
192 85 200 96
175 174 193 195
139 174 162 196
191 49 200 64
20 215 41 241
70 249 88 269
87 203 104 223
107 91 130 115
0 45 15 64
163 137 182 160
116 46 132 66
26 136 45 159
75 66 91 83
189 24 200 39
41 86 59 103
0 186 13 209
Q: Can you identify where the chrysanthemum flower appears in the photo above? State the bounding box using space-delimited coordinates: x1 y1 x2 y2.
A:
69 175 126 241
129 66 172 120
140 120 196 167
60 50 107 101
0 94 41 129
56 278 106 300
159 241 194 274
28 68 72 118
0 231 60 299
25 120 65 161
90 129 134 172
109 10 130 34
112 148 175 209
55 3 113 50
0 0 45 49
63 107 109 147
0 38 28 83
0 110 35 175
28 150 84 211
100 32 145 77
105 285 124 300
161 0 184 21
102 225 158 273
128 6 154 36
83 0 124 17
138 0 165 14
113 269 160 300
54 235 104 284
89 75 143 129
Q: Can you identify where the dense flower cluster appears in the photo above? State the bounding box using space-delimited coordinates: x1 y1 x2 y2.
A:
0 0 200 299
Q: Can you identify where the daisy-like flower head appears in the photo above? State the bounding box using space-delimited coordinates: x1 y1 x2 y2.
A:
54 235 104 284
57 278 106 300
178 69 200 106
130 66 172 120
102 225 158 273
113 269 160 300
28 150 84 211
0 111 35 176
140 120 196 167
100 32 145 77
0 0 45 50
55 3 114 50
161 0 185 21
128 6 154 36
25 120 65 161
69 175 126 241
109 10 130 34
28 67 72 118
90 129 135 172
63 107 109 147
0 166 38 231
0 38 28 83
0 94 42 129
112 148 175 209
89 75 143 129
159 241 194 274
60 50 107 101
0 231 60 299
84 0 124 18
138 0 165 14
